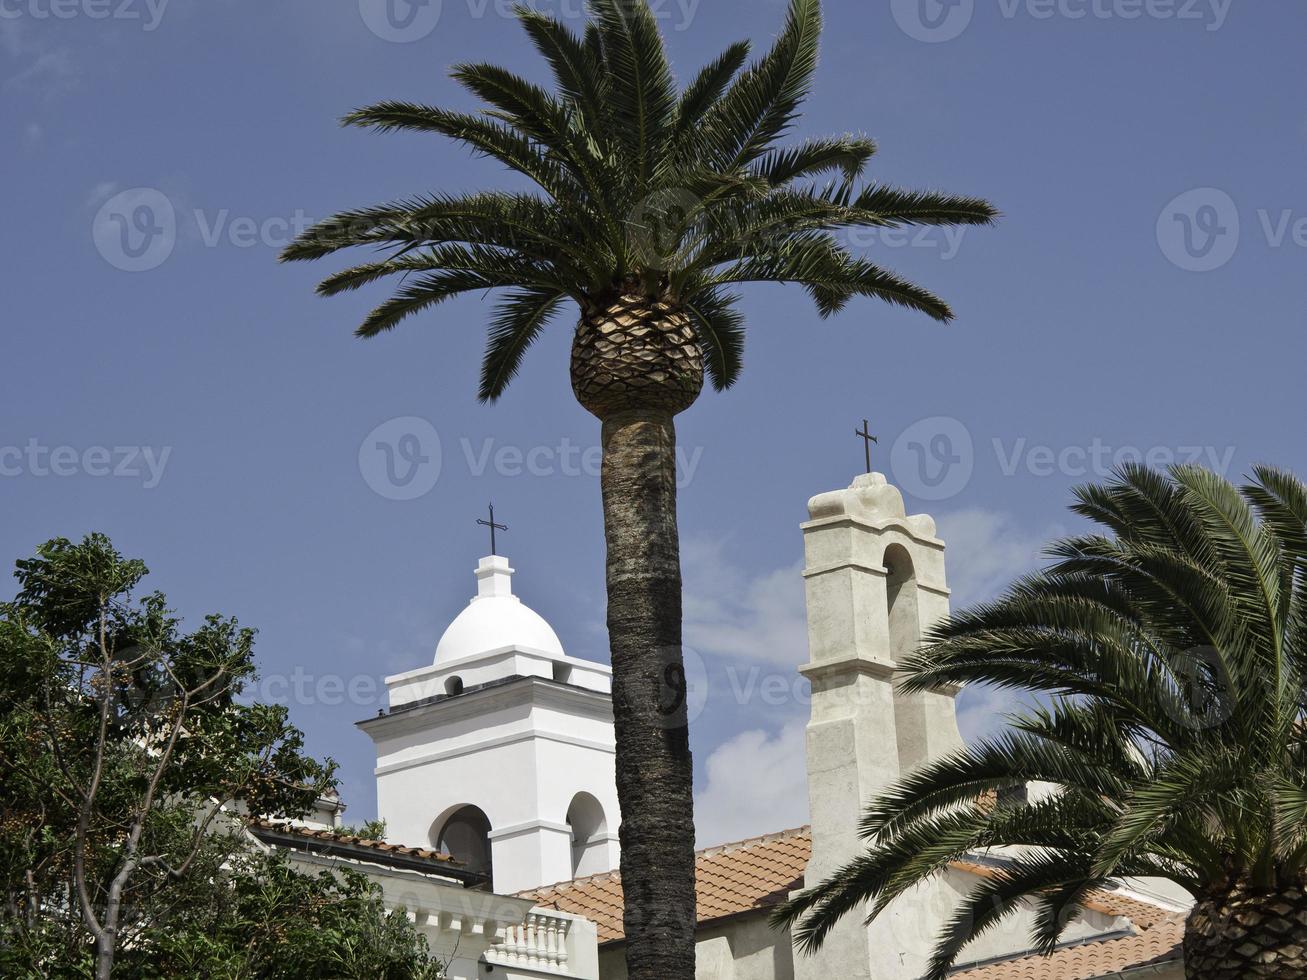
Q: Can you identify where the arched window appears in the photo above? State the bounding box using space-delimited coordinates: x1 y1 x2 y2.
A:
566 792 608 877
435 805 492 878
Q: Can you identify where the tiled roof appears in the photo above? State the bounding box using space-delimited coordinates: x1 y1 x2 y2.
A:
951 919 1184 979
949 859 1177 932
250 819 463 867
520 826 1184 980
519 827 812 943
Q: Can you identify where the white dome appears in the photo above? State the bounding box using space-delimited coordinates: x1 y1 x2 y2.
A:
434 556 565 663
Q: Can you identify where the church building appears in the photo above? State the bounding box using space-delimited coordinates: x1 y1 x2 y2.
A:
261 472 1191 980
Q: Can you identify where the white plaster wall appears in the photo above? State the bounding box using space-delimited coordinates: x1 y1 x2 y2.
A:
367 679 620 893
598 912 796 980
389 648 612 706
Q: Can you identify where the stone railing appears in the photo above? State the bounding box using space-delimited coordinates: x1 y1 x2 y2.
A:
485 909 573 973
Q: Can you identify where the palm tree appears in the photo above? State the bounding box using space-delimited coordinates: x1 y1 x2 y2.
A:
777 463 1307 980
281 1 995 974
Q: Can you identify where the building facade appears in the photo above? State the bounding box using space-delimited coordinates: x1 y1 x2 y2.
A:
310 471 1190 980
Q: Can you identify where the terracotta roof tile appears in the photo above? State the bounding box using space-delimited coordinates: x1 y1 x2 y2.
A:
519 827 812 943
952 919 1184 979
251 819 462 866
520 825 1184 980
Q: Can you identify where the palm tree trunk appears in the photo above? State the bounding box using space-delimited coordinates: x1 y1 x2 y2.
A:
600 408 697 980
1184 880 1307 978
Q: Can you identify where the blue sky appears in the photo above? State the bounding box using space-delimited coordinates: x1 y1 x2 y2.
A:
3 0 1304 846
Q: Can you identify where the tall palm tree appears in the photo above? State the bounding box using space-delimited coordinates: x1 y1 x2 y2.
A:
778 464 1307 980
281 1 995 974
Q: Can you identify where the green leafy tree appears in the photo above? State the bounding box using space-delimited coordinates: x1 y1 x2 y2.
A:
129 852 446 980
0 533 344 978
777 465 1307 980
281 1 994 974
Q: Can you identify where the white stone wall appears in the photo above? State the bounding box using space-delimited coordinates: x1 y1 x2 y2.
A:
598 913 796 980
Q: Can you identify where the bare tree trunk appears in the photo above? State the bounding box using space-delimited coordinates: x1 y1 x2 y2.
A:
600 409 697 980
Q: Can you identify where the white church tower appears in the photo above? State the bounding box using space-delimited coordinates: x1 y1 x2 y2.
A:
796 472 965 980
358 554 621 895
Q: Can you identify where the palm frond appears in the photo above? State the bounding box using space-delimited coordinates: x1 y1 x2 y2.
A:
589 0 676 189
478 288 569 402
682 286 745 390
789 463 1307 970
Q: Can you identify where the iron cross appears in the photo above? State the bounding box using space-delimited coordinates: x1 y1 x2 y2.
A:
477 503 508 555
855 419 878 474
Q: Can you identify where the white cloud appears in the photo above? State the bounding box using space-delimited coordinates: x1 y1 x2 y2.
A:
682 537 807 667
934 507 1063 608
694 720 809 848
0 21 80 96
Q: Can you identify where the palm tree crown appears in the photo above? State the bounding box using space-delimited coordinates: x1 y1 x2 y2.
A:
281 0 996 403
779 464 1307 980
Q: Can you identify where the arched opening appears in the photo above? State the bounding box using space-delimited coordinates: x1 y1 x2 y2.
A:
565 792 608 877
444 675 464 697
885 544 928 774
434 805 492 879
883 544 920 665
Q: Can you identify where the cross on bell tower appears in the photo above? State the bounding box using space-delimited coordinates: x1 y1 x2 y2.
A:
855 419 878 474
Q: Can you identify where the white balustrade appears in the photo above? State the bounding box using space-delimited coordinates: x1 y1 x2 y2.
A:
485 909 573 974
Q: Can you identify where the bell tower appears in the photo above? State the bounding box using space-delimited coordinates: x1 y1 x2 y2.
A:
358 555 621 895
796 472 963 980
